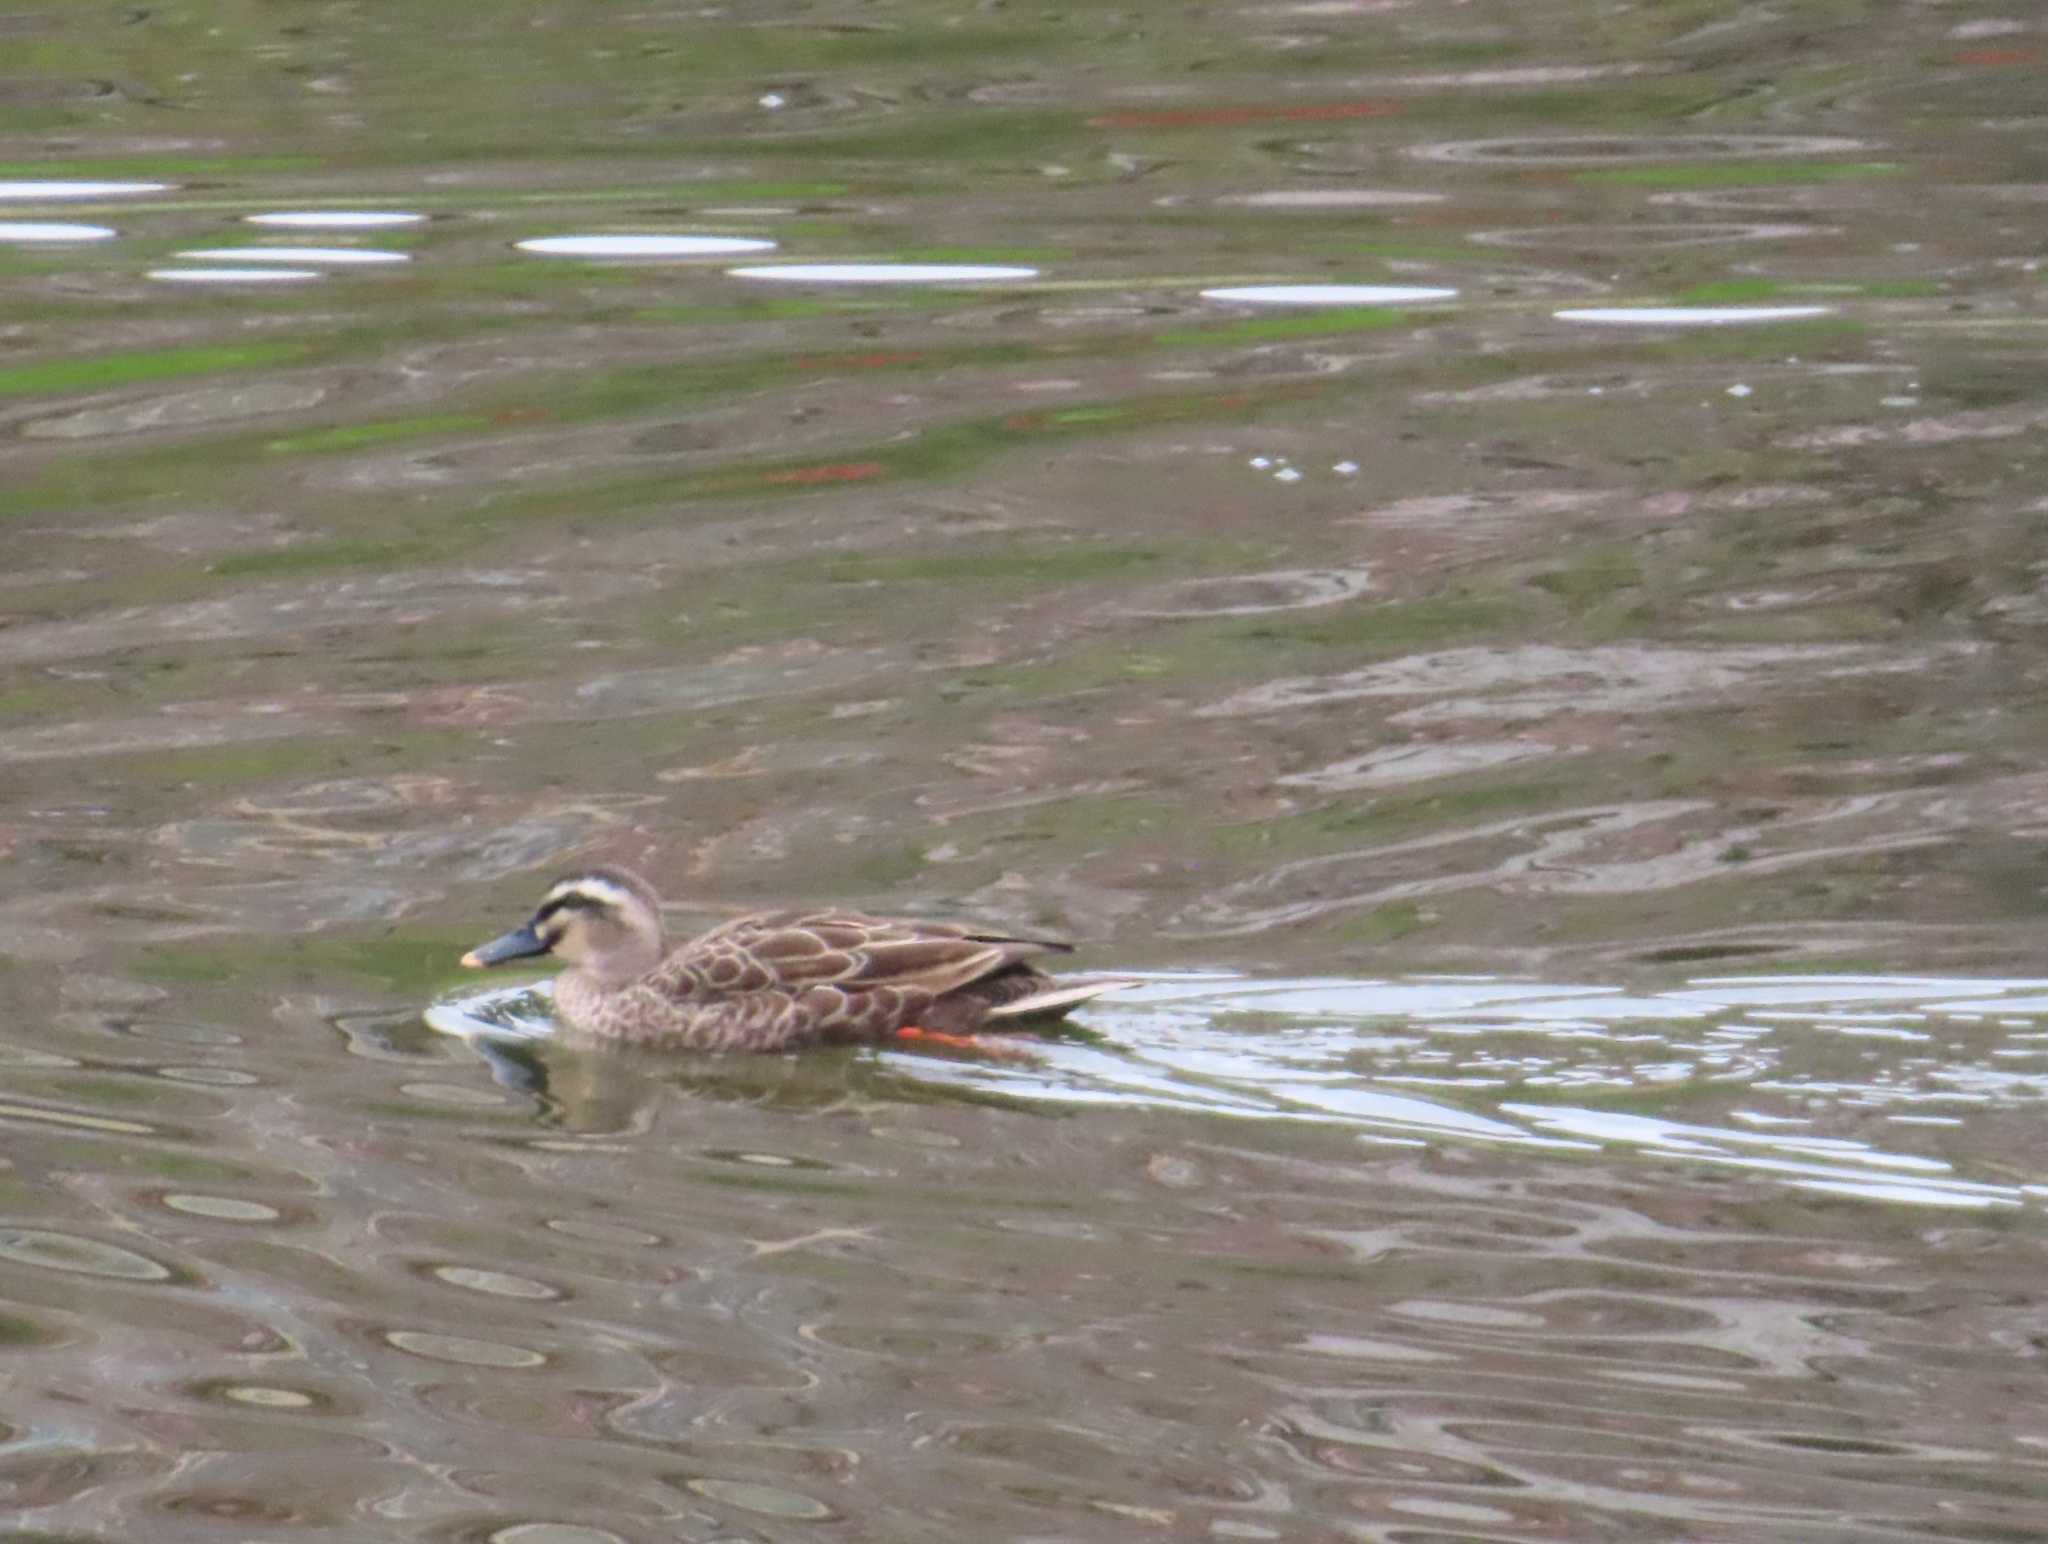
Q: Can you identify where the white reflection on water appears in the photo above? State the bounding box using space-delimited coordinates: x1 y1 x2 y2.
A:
247 210 425 228
0 221 115 242
1202 283 1457 305
147 267 322 284
0 180 170 199
729 262 1038 284
431 971 2048 1210
174 246 411 265
517 233 776 258
1410 134 1868 164
1215 190 1448 208
1556 305 1833 325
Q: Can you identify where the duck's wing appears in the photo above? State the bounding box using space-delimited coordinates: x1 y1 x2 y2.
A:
663 909 1073 1000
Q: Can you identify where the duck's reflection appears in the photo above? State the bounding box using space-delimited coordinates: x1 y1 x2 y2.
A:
477 1033 1035 1136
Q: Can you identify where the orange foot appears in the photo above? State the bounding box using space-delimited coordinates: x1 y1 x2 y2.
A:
894 1025 1038 1061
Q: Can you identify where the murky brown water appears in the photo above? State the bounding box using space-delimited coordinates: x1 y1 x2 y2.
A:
5 1 2048 1538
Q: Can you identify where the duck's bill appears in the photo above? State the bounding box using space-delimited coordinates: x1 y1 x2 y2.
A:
460 924 550 969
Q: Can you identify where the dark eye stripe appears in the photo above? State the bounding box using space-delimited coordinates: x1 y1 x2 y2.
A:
535 891 612 926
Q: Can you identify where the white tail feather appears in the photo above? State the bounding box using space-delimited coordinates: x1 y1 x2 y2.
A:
984 978 1138 1019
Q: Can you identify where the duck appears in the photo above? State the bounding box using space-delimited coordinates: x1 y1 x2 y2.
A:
459 866 1129 1052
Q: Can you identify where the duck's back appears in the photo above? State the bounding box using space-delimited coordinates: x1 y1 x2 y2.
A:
564 908 1077 1050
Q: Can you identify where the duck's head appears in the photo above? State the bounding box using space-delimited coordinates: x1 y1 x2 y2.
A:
461 868 665 982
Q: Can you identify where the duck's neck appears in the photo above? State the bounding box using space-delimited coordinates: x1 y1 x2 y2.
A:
553 940 663 1032
553 967 633 1035
591 924 663 984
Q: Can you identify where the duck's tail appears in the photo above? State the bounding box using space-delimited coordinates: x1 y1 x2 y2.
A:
983 977 1139 1021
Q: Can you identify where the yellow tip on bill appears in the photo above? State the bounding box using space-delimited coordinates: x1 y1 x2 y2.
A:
460 951 484 968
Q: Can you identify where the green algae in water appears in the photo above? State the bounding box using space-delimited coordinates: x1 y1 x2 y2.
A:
1575 160 1903 188
1651 315 1868 357
0 1309 58 1347
137 927 484 994
821 541 1166 587
1228 594 1540 655
1529 544 1646 612
1155 306 1415 347
749 108 1086 163
0 342 303 397
0 156 319 176
895 245 1074 264
265 413 493 455
1337 901 1435 945
1677 278 1943 303
633 297 922 324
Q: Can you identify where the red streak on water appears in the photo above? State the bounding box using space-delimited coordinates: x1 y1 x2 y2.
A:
794 351 925 370
1952 46 2039 66
760 461 888 486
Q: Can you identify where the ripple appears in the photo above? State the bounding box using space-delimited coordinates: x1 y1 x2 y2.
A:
22 381 329 439
1650 185 1855 214
437 966 2048 1214
1279 1429 1514 1488
648 1347 817 1392
1297 1331 1454 1364
0 1100 156 1136
194 1380 322 1410
1598 1367 1748 1392
686 1478 834 1519
516 234 776 258
543 1216 660 1246
701 1147 835 1170
730 262 1038 284
1503 1106 2023 1208
414 1380 618 1436
174 245 410 265
1201 283 1456 305
402 1081 509 1107
1216 189 1447 208
247 209 425 228
489 1526 628 1544
890 971 2048 1207
159 1491 314 1524
161 1194 280 1221
158 1065 260 1086
802 1321 1013 1357
555 649 904 726
1128 565 1371 619
1469 220 1826 249
385 1329 547 1367
1198 641 1906 719
1389 1497 1517 1524
109 1016 243 1047
232 1385 318 1410
0 220 114 242
1390 1298 1546 1329
0 1227 171 1280
1409 133 1869 164
1276 738 1559 791
1555 305 1834 325
148 266 321 284
869 1124 961 1148
432 1265 562 1300
238 776 442 817
0 179 171 199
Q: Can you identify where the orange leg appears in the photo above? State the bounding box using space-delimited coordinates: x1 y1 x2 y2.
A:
894 1025 1038 1061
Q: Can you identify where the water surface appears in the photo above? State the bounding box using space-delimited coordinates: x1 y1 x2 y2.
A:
4 0 2048 1537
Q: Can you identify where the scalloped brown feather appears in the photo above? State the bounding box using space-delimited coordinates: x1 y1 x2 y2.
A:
489 877 1119 1051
